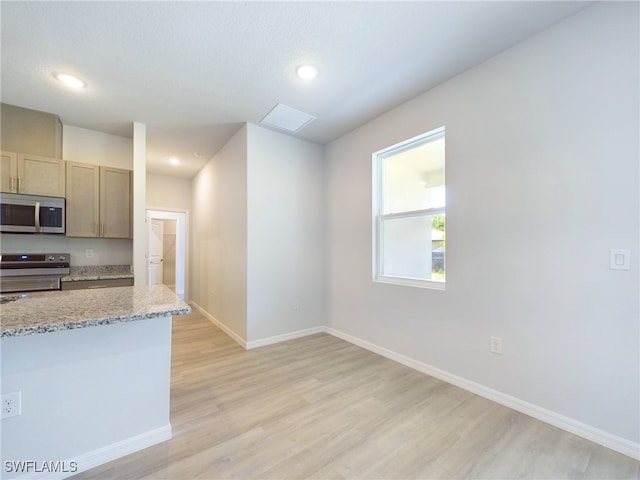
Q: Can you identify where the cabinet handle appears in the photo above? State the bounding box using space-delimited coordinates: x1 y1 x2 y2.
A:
34 202 41 232
101 222 104 237
10 176 15 192
95 222 99 236
17 177 22 192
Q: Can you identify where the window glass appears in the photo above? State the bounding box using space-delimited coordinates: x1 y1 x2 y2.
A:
382 136 445 214
374 127 445 288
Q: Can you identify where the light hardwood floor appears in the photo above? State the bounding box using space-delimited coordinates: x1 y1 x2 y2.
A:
72 311 640 479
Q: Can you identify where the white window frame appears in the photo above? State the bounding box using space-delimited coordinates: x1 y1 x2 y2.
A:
372 126 445 290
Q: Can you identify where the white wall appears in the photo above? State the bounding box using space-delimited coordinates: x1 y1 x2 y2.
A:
191 126 248 339
0 236 132 267
132 122 147 285
246 123 325 342
1 317 172 479
0 126 134 266
63 125 132 169
325 1 639 448
146 173 192 212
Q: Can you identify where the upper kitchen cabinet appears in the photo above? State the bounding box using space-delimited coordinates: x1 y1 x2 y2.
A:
0 151 66 196
66 161 99 237
101 166 132 238
66 161 131 239
1 103 63 158
1 104 66 196
0 151 17 193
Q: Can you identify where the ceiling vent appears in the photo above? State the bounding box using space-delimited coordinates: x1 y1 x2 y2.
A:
260 103 315 133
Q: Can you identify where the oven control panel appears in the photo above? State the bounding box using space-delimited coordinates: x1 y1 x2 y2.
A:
1 253 69 265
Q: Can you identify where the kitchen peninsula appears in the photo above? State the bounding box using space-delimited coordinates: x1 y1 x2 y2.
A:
0 285 190 479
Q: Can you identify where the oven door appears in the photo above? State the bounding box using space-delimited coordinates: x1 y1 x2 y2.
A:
0 274 62 293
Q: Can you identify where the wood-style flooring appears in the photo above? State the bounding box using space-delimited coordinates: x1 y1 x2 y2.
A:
72 310 640 479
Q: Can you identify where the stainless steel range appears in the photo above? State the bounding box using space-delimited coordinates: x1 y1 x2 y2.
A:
0 253 70 293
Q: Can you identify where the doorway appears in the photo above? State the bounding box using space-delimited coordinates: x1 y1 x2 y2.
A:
146 209 187 299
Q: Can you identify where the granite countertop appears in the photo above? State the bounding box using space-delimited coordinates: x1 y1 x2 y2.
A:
61 265 134 282
0 284 191 338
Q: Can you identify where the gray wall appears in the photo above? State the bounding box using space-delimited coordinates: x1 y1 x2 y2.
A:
246 123 325 342
324 2 639 445
190 123 326 343
191 125 248 339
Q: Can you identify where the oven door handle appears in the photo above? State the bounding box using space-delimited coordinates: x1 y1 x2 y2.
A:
34 201 41 232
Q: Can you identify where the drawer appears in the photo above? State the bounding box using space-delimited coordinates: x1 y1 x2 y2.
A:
61 278 134 290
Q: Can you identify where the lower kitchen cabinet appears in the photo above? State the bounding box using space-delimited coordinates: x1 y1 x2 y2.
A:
66 161 131 238
61 278 134 290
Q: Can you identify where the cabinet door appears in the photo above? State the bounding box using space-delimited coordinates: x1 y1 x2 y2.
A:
17 153 66 196
0 151 17 193
100 166 131 239
66 162 100 237
1 104 62 158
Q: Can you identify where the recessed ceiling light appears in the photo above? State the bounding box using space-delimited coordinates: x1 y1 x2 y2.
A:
296 65 318 81
169 158 181 165
53 72 87 89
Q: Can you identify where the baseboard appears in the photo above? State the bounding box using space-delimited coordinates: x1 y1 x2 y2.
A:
325 327 640 461
15 425 172 480
180 305 640 460
246 326 326 350
188 302 324 350
189 301 247 348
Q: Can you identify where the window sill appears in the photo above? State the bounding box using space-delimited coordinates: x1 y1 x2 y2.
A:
374 275 446 291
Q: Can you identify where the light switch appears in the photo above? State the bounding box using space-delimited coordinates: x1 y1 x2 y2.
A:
610 249 630 270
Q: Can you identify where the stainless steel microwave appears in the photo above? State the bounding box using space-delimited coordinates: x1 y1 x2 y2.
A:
0 193 65 234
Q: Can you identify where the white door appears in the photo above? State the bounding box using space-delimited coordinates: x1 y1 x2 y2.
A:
147 219 164 285
146 210 186 299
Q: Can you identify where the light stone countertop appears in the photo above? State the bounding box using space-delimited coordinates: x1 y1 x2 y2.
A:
0 284 191 338
61 265 134 282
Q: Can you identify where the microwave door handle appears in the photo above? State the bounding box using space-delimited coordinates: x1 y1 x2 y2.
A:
34 201 41 232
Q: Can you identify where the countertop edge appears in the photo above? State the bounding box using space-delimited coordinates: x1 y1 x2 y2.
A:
1 306 192 338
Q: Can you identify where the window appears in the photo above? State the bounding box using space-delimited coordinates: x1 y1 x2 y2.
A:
373 127 445 289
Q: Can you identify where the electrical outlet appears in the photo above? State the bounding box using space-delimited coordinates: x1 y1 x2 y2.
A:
1 391 21 419
490 336 503 355
85 249 94 258
292 299 300 310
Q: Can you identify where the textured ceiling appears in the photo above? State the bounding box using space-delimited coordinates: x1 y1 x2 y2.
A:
1 1 591 178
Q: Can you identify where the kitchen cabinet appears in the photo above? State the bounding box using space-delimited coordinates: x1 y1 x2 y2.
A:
66 161 132 238
65 161 99 237
100 166 132 238
61 278 134 290
0 151 16 193
0 151 66 196
1 103 63 158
